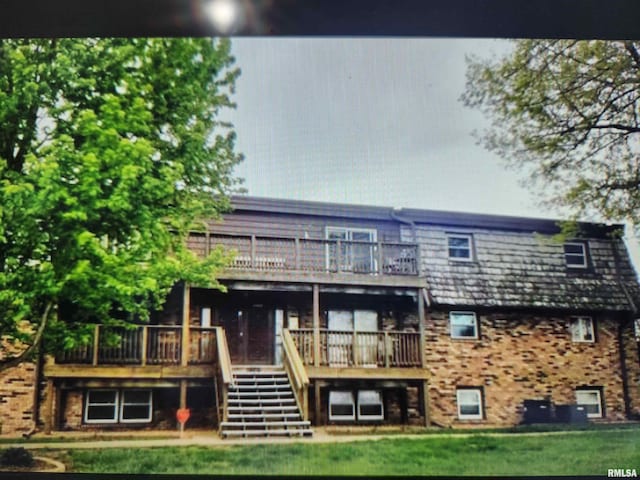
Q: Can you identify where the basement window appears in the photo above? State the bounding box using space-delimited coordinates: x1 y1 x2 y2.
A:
575 388 603 418
85 389 152 424
85 390 118 424
570 316 594 343
357 390 384 421
120 390 153 423
456 388 483 420
328 391 355 421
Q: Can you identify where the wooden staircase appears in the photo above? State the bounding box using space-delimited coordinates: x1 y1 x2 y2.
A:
219 366 313 438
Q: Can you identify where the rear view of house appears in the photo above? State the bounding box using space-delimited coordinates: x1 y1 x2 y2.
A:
2 196 639 436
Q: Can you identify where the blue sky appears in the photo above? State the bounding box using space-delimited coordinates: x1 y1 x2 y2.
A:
225 38 640 270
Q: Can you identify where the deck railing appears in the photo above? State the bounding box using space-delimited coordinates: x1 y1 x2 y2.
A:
55 325 219 366
191 233 419 276
288 328 422 368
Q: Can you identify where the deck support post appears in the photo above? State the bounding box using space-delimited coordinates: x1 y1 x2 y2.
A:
181 283 191 367
313 284 320 367
422 380 430 427
44 379 54 435
180 379 187 409
141 326 148 366
418 288 426 368
314 382 321 426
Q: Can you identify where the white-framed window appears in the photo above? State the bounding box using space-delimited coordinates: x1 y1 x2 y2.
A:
447 234 473 261
575 389 603 418
119 390 153 423
357 390 384 420
85 390 118 424
85 389 152 424
326 227 377 273
570 316 595 343
450 311 478 339
634 318 640 340
564 242 588 268
456 388 483 420
328 391 355 421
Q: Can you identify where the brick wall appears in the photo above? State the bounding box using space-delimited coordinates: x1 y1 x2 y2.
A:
425 310 628 427
622 321 640 418
0 362 37 435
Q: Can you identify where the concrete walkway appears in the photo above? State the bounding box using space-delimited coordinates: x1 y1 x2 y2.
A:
3 425 638 450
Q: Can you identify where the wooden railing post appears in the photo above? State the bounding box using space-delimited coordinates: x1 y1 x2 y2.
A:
313 285 320 367
384 331 390 368
352 331 359 366
181 284 191 367
250 235 256 268
141 326 148 366
335 239 342 272
377 241 383 274
294 238 301 270
92 325 100 366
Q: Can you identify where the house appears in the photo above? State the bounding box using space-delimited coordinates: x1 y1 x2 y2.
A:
1 195 639 436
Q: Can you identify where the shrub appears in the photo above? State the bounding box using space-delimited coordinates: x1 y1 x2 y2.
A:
0 447 35 467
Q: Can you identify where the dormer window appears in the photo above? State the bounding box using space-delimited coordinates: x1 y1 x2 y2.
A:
447 234 473 261
564 242 587 268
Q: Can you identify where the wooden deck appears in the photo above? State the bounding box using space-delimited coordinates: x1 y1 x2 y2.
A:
189 233 421 283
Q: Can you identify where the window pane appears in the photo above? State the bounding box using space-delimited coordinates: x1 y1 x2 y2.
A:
122 390 150 404
88 390 117 404
452 324 476 337
87 405 117 421
459 404 480 416
457 390 479 404
359 404 383 417
358 390 382 404
566 254 585 265
330 391 354 404
330 404 354 417
576 391 599 405
564 244 584 255
449 237 469 248
121 405 151 421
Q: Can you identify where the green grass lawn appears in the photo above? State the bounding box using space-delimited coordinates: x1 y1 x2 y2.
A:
54 428 640 476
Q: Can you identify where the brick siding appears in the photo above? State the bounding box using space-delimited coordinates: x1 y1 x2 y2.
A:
0 363 37 435
425 310 628 427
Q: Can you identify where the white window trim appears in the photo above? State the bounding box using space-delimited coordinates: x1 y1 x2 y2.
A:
84 389 119 424
449 311 479 340
328 390 356 421
357 390 384 421
447 233 474 262
564 242 588 268
457 388 483 420
119 390 153 424
575 389 603 418
85 389 153 424
570 316 595 343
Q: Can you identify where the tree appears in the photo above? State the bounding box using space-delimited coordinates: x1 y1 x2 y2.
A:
0 38 243 367
462 40 640 227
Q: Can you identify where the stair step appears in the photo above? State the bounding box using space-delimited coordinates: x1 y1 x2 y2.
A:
228 399 296 405
228 405 299 412
231 383 292 390
227 413 301 420
221 429 313 437
228 391 293 398
221 420 311 428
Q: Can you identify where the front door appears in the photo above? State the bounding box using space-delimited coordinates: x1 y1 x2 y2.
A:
229 307 274 364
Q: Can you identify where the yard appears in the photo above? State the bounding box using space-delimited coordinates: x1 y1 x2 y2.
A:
49 427 640 476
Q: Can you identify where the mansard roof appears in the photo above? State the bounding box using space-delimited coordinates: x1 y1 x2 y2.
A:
229 195 640 313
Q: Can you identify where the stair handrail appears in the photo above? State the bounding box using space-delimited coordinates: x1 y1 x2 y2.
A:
214 326 233 424
282 328 310 421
